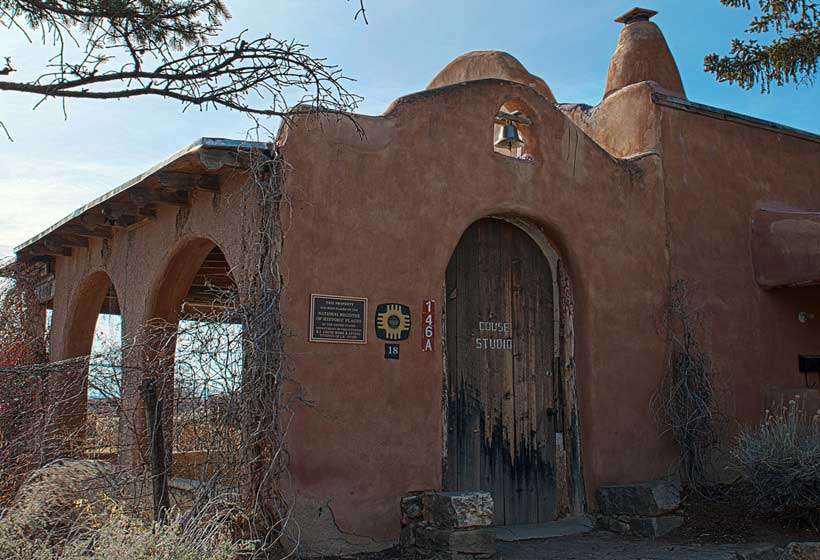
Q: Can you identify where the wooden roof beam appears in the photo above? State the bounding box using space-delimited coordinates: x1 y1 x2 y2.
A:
43 238 70 254
157 171 220 193
29 243 71 257
102 203 156 227
198 149 241 171
61 222 113 239
44 234 89 249
129 187 189 208
80 212 108 228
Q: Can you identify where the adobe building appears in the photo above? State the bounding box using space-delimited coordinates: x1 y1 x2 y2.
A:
6 7 820 556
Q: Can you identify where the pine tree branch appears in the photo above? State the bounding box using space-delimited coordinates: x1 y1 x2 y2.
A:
706 0 819 92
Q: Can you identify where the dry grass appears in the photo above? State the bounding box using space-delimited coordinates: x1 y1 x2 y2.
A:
0 459 256 560
730 398 820 515
85 415 119 454
3 460 126 542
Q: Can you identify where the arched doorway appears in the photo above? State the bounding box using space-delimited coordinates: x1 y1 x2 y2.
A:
444 218 558 525
63 271 123 458
65 271 120 359
144 239 241 486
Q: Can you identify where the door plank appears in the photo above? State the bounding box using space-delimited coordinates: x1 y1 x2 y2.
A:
445 219 556 525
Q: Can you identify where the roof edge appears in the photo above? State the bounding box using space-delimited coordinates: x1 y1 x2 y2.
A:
384 78 557 116
652 91 820 144
14 137 272 254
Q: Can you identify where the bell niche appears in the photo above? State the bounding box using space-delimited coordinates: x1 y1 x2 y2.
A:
493 102 532 160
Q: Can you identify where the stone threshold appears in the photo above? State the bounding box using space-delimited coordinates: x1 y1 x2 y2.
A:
495 515 595 542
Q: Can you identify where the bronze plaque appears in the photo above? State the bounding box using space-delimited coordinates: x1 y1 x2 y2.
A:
310 294 368 344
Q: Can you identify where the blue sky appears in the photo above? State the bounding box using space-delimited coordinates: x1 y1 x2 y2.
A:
1 0 817 254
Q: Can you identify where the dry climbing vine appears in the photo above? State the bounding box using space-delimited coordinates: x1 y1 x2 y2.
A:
653 279 727 487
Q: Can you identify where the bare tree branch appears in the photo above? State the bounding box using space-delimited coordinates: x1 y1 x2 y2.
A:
349 0 369 24
1 1 365 123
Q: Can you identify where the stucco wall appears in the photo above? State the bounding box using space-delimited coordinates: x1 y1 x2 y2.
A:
658 104 820 428
277 79 672 552
561 82 661 159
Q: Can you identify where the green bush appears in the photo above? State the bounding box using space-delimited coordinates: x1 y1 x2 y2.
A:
730 399 820 514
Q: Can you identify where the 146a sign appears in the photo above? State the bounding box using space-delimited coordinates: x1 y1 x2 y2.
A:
422 300 435 352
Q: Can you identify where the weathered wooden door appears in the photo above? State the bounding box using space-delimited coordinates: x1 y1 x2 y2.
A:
444 219 557 525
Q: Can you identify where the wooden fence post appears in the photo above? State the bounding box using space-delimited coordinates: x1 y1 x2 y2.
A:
141 379 169 523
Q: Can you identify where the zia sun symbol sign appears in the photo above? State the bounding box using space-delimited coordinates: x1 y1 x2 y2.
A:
375 303 411 341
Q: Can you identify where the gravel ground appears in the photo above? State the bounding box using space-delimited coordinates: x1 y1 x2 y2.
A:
329 530 775 560
497 531 775 559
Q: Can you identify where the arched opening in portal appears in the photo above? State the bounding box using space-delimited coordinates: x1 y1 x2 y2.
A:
63 271 123 460
86 283 123 459
145 239 242 496
172 245 243 482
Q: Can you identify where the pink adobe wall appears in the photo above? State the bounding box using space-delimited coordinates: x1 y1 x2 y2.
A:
50 169 251 364
37 66 820 557
277 79 672 549
658 105 820 429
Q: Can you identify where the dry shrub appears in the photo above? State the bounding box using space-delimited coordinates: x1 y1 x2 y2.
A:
0 359 90 508
85 413 120 455
2 459 127 544
730 399 820 515
0 459 255 559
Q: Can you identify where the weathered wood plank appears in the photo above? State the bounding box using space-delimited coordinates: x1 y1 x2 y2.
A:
445 219 557 525
61 223 113 239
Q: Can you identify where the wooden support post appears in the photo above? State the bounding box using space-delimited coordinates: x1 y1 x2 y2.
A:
141 379 170 524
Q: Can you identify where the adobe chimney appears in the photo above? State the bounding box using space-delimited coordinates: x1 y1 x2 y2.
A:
604 7 686 99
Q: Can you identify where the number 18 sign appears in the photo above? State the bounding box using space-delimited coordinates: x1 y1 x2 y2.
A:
422 300 435 352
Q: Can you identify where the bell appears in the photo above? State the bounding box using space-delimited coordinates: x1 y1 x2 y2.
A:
494 122 524 151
